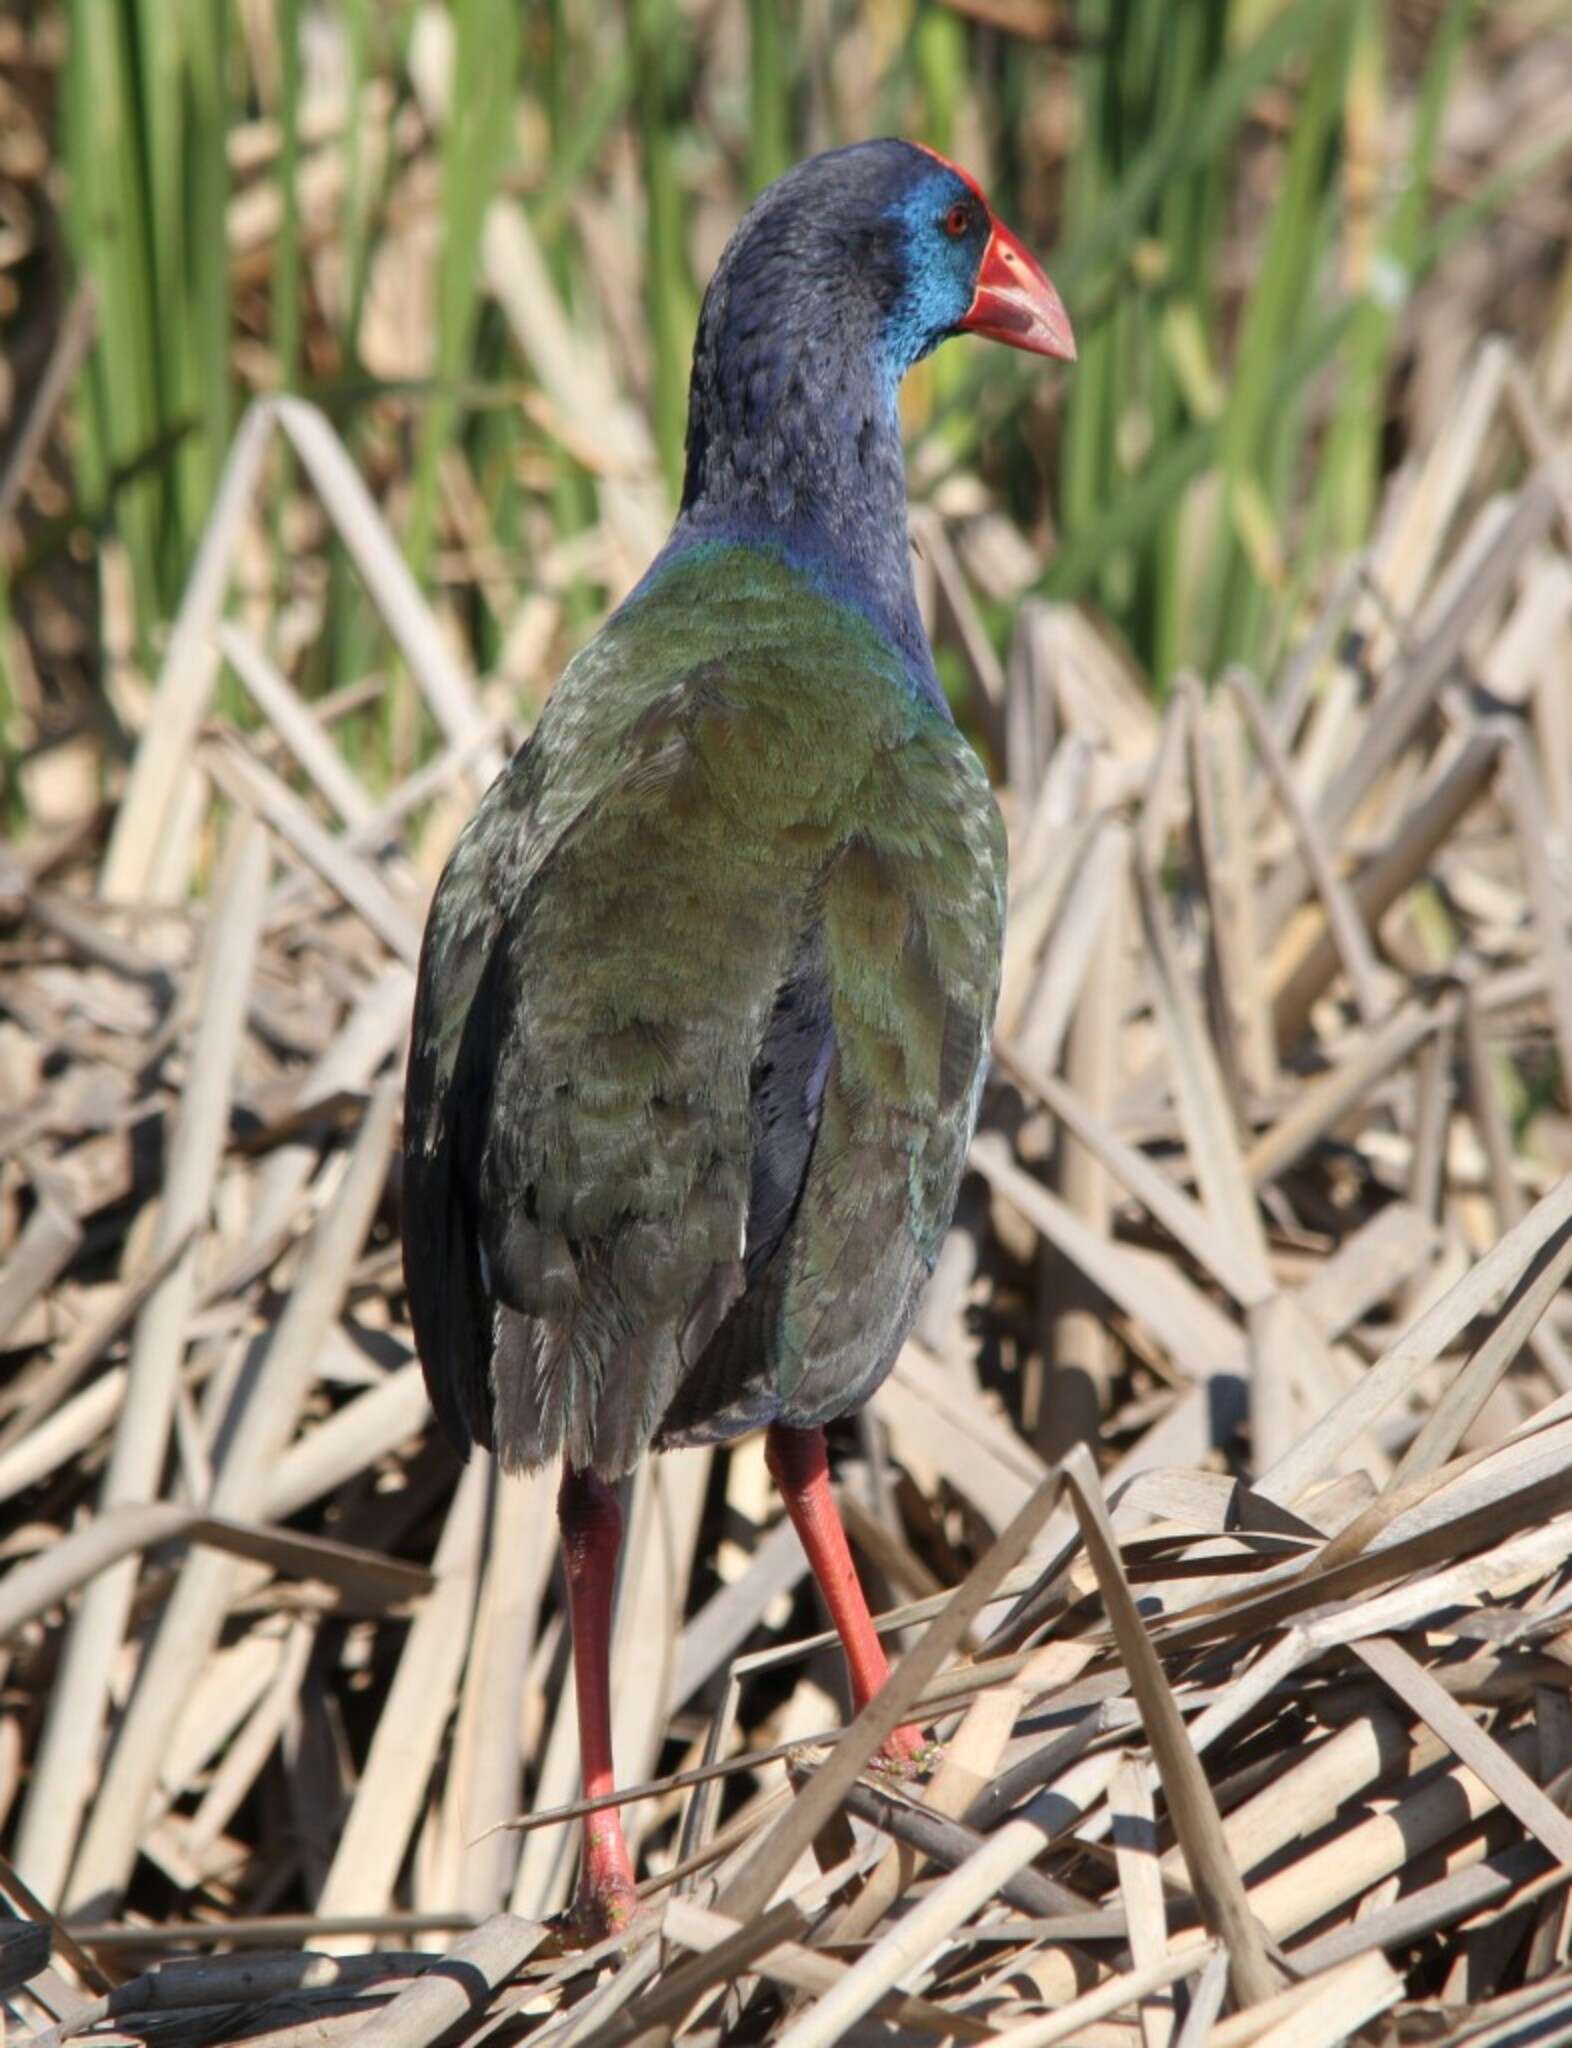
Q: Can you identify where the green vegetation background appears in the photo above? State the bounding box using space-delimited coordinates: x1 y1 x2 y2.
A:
4 0 1567 799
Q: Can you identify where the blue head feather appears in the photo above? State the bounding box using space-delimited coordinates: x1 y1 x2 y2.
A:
645 140 996 711
879 169 990 398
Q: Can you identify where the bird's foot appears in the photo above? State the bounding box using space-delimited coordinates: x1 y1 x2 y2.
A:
872 1720 935 1779
571 1819 642 1941
572 1870 642 1941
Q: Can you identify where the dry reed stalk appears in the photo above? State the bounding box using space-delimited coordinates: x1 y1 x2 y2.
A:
7 336 1572 2046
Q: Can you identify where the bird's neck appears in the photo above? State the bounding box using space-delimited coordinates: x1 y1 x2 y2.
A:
669 332 944 708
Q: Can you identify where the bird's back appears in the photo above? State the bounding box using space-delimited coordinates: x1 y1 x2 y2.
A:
403 541 1005 1478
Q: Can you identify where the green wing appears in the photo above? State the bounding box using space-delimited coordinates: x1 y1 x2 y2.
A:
402 545 1006 1476
660 712 1005 1440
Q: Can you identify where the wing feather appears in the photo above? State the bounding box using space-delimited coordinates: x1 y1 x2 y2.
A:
401 543 1005 1476
660 719 1005 1443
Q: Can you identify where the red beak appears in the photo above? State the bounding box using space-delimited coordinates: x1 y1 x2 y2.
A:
961 217 1076 363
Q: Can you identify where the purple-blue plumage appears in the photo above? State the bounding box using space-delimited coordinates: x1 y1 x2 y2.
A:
643 140 1071 705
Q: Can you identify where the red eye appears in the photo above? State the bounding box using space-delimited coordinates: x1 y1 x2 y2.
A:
943 201 971 239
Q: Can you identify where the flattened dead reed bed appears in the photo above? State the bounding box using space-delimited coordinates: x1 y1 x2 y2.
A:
5 336 1572 2043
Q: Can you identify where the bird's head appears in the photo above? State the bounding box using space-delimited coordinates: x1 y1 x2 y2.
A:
676 140 1073 635
879 142 1076 373
689 141 1073 421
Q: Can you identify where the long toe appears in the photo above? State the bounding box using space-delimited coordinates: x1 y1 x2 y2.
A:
573 1867 642 1941
876 1720 933 1776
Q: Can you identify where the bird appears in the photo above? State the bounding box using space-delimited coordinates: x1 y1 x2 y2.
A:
402 137 1074 1935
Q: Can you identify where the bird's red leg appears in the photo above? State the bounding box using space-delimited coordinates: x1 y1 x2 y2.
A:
557 1465 640 1934
764 1423 926 1768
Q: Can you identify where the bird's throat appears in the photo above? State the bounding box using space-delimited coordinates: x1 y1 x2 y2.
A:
672 343 943 708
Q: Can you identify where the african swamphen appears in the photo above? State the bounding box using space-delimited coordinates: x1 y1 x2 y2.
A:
403 139 1074 1932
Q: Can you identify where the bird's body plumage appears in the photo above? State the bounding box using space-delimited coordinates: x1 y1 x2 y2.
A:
404 538 1005 1478
403 135 1072 1933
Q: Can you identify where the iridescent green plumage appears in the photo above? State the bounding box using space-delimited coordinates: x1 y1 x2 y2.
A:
403 542 1005 1479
